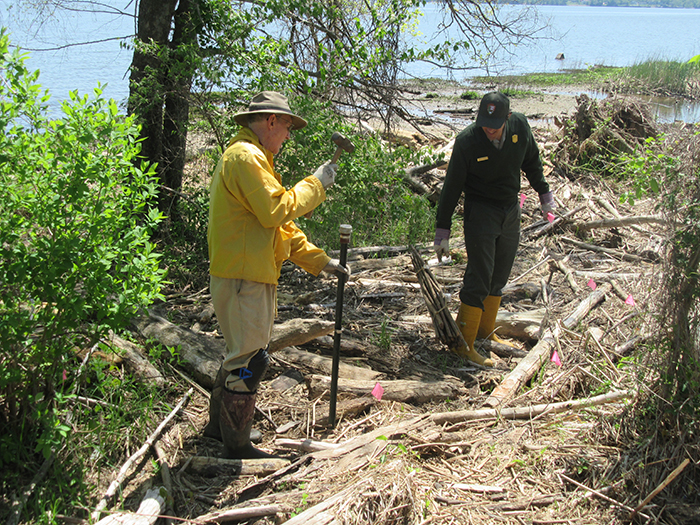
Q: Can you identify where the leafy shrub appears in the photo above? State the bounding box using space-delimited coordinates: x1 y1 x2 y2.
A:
0 32 166 461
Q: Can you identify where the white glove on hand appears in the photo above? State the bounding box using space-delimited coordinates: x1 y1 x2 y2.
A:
323 259 351 277
313 162 338 189
433 228 451 262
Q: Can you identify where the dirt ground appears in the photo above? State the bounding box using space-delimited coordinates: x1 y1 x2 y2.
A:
111 88 700 525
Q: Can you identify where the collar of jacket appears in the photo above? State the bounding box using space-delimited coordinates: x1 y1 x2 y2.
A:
229 127 275 167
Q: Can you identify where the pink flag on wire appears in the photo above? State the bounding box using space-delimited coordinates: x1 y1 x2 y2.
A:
520 194 527 208
587 279 597 290
547 212 555 223
551 350 562 367
625 295 636 306
371 382 384 401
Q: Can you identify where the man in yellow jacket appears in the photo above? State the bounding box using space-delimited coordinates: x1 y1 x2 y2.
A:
205 91 349 459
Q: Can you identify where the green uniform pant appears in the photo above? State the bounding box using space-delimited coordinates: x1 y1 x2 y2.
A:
459 200 521 309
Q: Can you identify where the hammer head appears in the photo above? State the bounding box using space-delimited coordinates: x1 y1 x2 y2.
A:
331 132 355 154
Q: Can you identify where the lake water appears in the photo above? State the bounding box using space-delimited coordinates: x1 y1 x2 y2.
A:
1 2 699 121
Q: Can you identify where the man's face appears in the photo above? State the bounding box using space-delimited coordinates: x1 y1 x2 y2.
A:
266 114 293 154
482 123 505 142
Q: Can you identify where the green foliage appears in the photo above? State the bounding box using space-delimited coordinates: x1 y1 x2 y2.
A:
617 136 673 205
0 29 166 473
278 96 436 252
616 58 700 98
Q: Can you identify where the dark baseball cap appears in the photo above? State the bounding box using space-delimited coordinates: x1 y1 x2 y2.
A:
475 92 510 128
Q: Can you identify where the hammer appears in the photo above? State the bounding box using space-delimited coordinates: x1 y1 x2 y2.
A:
304 132 355 219
330 131 355 163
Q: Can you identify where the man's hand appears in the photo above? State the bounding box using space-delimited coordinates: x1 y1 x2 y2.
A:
539 191 556 219
313 162 338 189
323 259 351 276
433 228 450 262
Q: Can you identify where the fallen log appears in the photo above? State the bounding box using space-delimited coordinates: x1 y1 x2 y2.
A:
484 283 611 408
195 504 283 524
94 487 166 525
573 214 665 231
133 312 336 388
561 235 646 262
430 390 630 425
108 333 165 387
267 318 335 353
187 456 290 477
494 309 545 340
307 374 467 404
274 347 381 381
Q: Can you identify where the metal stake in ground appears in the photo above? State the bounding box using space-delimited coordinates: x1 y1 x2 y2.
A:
329 224 352 427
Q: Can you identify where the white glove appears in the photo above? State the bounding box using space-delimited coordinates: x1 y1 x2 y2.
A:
313 162 338 189
323 259 351 276
433 228 451 262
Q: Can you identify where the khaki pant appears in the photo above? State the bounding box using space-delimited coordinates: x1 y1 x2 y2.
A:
210 276 275 389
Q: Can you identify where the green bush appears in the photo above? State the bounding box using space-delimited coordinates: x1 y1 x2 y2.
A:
0 31 166 461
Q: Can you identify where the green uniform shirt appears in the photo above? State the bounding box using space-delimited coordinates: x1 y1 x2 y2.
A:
436 112 549 230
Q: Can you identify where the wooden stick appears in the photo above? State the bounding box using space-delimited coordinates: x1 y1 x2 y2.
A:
573 215 665 231
559 473 650 520
560 236 644 262
91 388 193 522
94 487 166 525
630 458 690 519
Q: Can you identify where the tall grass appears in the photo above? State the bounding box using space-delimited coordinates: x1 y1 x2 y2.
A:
614 58 700 98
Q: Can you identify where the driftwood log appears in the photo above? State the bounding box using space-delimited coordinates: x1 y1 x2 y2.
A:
485 282 611 408
195 504 283 524
94 487 166 525
307 374 467 404
274 347 381 381
187 457 290 477
133 311 334 388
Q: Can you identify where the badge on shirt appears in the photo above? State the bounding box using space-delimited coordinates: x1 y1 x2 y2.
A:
477 156 488 162
512 134 518 143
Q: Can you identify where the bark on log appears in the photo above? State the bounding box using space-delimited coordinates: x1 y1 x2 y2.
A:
485 283 610 408
573 215 665 231
307 374 467 404
132 311 224 389
494 309 545 340
109 333 165 387
267 319 335 353
195 505 283 524
94 487 166 525
133 312 336 388
275 347 381 381
187 457 290 477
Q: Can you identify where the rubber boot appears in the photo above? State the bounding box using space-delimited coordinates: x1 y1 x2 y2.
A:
454 303 494 367
479 295 517 349
219 388 277 459
203 364 227 440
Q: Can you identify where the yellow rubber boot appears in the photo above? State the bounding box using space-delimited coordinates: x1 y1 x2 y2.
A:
454 303 494 367
479 295 517 348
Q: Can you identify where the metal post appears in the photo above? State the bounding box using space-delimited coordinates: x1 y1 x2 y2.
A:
329 224 352 427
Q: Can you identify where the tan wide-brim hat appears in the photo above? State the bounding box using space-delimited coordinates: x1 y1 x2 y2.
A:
233 91 308 130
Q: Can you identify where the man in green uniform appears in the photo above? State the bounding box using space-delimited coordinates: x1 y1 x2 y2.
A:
205 91 349 458
434 92 555 366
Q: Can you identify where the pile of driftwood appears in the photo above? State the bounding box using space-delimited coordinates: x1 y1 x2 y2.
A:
46 94 700 525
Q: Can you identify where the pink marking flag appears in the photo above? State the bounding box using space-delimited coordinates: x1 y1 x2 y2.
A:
371 382 384 401
625 295 636 306
520 193 527 208
551 350 562 367
587 279 597 290
547 212 555 223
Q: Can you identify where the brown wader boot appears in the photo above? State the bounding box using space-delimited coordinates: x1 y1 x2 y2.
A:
478 295 517 349
204 364 262 443
454 303 494 367
220 388 277 459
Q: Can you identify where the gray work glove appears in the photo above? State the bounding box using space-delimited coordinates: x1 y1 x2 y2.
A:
312 161 338 189
433 228 450 262
323 259 351 276
539 191 556 219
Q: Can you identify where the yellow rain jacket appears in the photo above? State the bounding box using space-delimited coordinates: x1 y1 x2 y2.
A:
208 128 330 285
